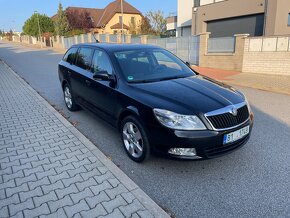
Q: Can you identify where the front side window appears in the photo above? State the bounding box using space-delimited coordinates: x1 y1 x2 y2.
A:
114 49 195 83
63 47 78 64
91 50 113 75
75 47 93 70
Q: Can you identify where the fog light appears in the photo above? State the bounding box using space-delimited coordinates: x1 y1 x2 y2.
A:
168 148 198 157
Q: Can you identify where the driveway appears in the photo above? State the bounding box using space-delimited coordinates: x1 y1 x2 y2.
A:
1 41 290 217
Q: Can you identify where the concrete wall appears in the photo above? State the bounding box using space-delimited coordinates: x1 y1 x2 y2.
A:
192 0 265 35
243 36 290 75
266 0 290 36
199 33 248 71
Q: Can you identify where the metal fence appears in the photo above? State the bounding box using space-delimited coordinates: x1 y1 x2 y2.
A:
147 36 200 65
208 37 235 53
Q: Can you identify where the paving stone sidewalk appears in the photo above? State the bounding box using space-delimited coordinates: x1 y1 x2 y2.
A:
192 66 290 95
0 61 169 218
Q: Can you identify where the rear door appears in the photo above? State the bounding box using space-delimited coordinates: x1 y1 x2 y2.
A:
69 47 94 102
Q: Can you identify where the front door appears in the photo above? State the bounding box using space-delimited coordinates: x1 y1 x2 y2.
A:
87 49 118 121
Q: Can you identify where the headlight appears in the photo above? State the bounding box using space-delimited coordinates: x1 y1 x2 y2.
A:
237 91 252 113
153 109 206 130
245 97 252 114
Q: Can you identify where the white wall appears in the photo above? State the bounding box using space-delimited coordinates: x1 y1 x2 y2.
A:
177 0 194 27
167 22 177 31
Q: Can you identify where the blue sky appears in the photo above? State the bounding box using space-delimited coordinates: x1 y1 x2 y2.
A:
0 0 177 32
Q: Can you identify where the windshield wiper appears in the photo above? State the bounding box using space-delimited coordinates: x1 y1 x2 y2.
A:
129 79 160 84
157 75 188 81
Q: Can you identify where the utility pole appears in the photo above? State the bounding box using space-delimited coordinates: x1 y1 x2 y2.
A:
121 0 124 43
34 11 42 48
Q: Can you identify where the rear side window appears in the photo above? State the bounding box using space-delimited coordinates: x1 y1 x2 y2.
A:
75 47 93 70
63 47 78 64
91 50 113 75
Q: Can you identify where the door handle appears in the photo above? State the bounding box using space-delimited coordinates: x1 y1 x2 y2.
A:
68 70 72 76
85 80 92 86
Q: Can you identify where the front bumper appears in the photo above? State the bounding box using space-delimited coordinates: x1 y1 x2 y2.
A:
148 117 254 159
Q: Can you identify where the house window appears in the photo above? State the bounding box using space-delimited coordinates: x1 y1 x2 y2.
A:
288 13 290 26
131 17 135 24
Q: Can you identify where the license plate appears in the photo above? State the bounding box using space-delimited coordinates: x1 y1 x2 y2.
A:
223 126 250 145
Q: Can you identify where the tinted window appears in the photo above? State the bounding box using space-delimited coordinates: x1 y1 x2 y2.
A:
115 49 194 83
75 47 93 70
91 50 113 75
63 47 78 64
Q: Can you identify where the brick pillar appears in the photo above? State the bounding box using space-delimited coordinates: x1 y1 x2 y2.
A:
234 34 250 72
140 35 148 44
198 32 211 67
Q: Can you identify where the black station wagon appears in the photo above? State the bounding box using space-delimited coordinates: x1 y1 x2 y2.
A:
58 43 254 162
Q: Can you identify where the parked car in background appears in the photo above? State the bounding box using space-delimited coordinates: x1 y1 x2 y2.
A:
58 43 254 162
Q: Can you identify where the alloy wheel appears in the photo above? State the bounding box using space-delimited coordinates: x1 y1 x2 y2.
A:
122 122 144 158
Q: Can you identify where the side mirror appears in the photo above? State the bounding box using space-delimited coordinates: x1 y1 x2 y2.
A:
185 61 199 75
93 71 116 83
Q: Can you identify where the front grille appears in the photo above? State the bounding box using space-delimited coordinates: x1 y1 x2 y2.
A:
206 105 249 130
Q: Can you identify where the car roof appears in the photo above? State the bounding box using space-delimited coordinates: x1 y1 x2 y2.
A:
71 43 161 52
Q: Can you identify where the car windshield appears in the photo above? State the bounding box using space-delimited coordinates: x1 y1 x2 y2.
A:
114 49 195 83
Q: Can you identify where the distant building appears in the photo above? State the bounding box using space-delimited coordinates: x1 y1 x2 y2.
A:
177 0 290 37
166 16 177 37
52 0 143 34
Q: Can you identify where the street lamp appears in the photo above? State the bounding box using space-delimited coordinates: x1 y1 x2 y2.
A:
34 11 42 48
121 0 124 43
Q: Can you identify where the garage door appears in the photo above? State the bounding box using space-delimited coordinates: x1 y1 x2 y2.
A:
207 14 264 38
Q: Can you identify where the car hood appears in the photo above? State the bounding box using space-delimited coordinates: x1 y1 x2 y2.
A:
129 75 245 115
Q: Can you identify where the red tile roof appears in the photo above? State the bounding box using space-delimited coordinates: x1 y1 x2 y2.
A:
110 22 130 30
52 0 142 29
96 0 142 28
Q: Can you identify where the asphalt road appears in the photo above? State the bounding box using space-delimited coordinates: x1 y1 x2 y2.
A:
1 42 290 218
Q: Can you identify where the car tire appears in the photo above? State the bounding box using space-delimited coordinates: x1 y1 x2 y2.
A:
120 116 150 162
63 83 80 111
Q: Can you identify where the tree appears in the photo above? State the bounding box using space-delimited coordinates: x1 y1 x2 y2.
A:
23 13 54 36
128 20 137 35
66 9 94 33
140 17 153 35
54 3 69 36
145 10 167 35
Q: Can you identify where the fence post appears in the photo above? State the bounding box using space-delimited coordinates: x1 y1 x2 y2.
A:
81 34 85 43
125 34 132 44
117 33 122 44
74 35 78 44
61 36 65 49
140 35 148 44
87 33 92 43
106 34 110 43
